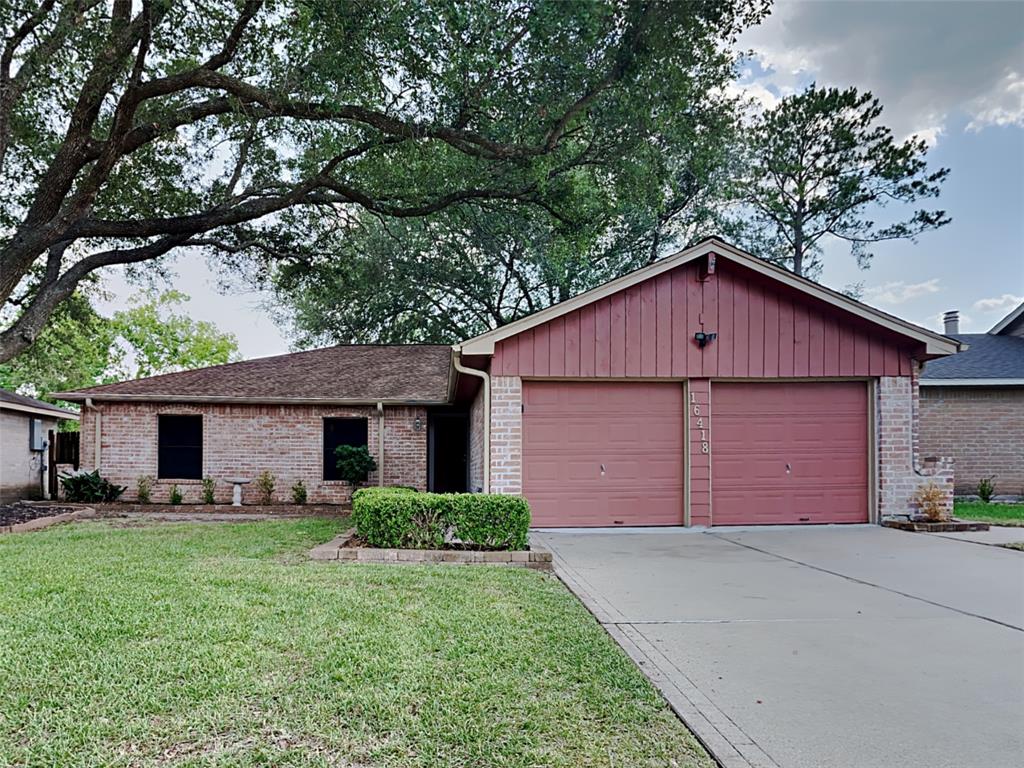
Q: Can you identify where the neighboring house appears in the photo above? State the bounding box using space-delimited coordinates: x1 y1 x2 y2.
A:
0 389 79 502
55 238 961 524
919 304 1024 497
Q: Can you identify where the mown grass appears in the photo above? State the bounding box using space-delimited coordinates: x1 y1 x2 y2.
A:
0 519 711 768
954 501 1024 526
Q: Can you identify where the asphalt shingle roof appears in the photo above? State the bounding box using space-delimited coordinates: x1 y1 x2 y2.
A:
920 334 1024 380
54 345 453 403
0 388 79 418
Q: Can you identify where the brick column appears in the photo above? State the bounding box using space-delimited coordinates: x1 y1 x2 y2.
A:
688 379 711 526
877 363 954 519
490 376 522 495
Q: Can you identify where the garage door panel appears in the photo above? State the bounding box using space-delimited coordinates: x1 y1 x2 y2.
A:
524 381 684 527
712 382 868 525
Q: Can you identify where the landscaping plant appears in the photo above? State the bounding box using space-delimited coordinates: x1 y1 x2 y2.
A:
978 476 996 504
201 477 216 505
136 475 154 504
255 471 276 505
59 470 126 503
913 482 949 522
352 488 530 550
169 485 183 505
335 445 377 485
291 479 308 505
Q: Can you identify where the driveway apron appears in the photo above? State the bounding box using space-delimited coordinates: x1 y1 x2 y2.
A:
533 527 1024 768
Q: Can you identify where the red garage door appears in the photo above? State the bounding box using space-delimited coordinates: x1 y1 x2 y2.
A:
712 382 869 525
523 381 684 527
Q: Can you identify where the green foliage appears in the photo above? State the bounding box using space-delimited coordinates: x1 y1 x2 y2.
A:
108 291 239 379
168 485 183 505
738 84 950 277
136 475 154 504
0 290 114 414
0 289 238 408
978 476 996 504
201 477 216 505
254 471 276 505
353 488 531 550
1 0 766 361
59 471 126 503
291 479 308 505
334 445 377 485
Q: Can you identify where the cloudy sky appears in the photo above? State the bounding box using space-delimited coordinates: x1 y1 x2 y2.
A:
99 0 1024 358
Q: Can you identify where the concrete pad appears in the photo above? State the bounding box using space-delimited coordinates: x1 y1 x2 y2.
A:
926 527 1024 546
537 527 1024 768
712 527 1024 629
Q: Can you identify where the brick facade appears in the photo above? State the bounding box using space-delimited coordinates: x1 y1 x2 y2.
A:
920 386 1024 496
468 384 485 492
489 376 522 495
877 366 955 519
79 402 427 504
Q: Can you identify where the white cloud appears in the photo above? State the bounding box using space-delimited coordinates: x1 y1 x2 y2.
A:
735 1 1024 143
972 293 1024 313
865 278 941 305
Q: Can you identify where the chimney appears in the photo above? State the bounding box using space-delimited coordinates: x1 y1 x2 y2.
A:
943 310 960 335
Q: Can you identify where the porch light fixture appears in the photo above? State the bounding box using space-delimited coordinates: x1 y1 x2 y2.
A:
694 331 717 348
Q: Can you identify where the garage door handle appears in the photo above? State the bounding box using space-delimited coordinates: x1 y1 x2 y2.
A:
785 463 792 473
600 463 606 475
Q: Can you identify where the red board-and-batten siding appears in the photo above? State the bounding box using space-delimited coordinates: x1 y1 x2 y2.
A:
496 256 923 527
491 258 919 379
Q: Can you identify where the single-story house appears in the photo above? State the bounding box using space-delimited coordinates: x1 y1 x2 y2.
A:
0 388 79 502
55 238 962 525
919 304 1024 498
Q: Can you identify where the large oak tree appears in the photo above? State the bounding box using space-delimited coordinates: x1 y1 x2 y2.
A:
0 0 766 361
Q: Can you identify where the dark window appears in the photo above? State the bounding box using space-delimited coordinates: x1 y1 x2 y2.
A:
158 415 202 479
324 418 368 480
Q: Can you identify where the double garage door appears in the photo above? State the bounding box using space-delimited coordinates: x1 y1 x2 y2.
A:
522 380 868 527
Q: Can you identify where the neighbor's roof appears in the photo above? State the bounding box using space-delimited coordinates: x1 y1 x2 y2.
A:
989 301 1024 336
52 345 453 404
0 388 80 420
920 334 1024 385
456 237 960 358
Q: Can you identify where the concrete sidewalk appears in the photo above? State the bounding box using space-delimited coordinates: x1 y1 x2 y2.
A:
534 526 1024 768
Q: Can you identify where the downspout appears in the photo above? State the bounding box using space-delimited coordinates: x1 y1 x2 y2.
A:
85 397 101 472
376 402 385 487
452 349 490 493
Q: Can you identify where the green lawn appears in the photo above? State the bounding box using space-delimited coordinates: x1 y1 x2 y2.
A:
0 519 711 768
954 501 1024 526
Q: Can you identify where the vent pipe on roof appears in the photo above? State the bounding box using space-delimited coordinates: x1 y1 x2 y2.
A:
943 310 960 336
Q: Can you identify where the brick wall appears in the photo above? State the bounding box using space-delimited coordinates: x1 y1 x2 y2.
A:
468 383 485 492
79 402 427 504
489 376 522 495
877 365 954 519
920 386 1024 496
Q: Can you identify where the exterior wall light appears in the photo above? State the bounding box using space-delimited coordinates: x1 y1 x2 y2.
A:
694 331 717 348
414 416 423 432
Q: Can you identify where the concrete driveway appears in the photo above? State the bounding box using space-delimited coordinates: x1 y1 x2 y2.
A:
533 526 1024 768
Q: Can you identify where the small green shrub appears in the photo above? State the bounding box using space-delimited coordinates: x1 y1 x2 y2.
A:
291 479 307 505
136 475 154 504
169 484 183 505
255 470 275 505
201 477 216 504
334 444 377 484
353 488 530 550
60 470 126 503
978 476 996 504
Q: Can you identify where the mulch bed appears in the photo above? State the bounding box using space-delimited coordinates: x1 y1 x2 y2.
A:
0 502 82 528
882 518 990 533
90 503 349 517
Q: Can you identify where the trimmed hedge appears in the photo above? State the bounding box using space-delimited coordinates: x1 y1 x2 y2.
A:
352 487 530 551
